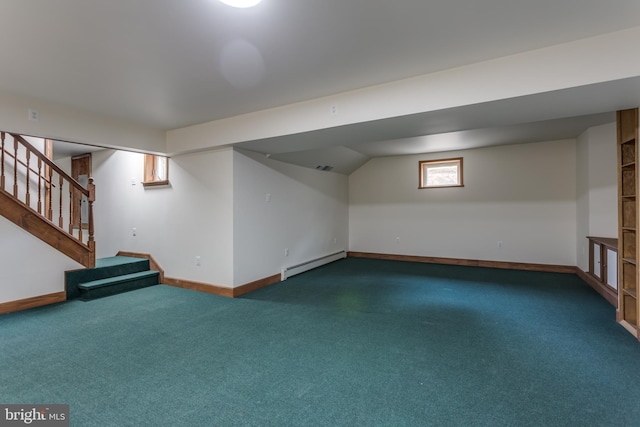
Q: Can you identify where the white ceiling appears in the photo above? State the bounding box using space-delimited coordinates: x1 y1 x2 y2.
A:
1 1 639 171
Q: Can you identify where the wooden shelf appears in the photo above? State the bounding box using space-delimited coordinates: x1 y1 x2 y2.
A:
618 108 640 340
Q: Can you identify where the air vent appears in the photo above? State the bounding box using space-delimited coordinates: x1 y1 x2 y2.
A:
315 165 334 171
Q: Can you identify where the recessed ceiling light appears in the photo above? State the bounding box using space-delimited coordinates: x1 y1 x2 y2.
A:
219 0 262 8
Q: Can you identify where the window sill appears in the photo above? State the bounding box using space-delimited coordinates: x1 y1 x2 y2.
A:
418 184 464 189
142 180 170 188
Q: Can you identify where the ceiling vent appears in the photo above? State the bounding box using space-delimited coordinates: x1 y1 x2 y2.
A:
315 165 334 172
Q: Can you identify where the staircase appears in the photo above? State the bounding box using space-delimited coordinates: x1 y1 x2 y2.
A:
66 256 160 301
0 132 95 267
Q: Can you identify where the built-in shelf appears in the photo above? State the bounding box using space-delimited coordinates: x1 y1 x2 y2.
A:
586 236 618 306
618 108 639 340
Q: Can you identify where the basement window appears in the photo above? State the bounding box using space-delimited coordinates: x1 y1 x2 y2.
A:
143 154 169 187
419 157 463 189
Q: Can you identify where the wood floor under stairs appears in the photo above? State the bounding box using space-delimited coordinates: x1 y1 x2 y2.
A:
65 256 160 301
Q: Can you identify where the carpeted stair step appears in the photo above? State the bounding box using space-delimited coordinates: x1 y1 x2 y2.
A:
78 270 160 301
65 256 153 300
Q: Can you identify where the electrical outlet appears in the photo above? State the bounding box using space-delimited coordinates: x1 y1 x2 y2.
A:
196 256 201 266
284 248 289 257
497 241 503 249
266 193 271 203
28 108 39 122
132 227 136 237
396 237 400 244
330 105 337 115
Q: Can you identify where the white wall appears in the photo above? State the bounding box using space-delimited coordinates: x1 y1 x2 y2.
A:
0 90 165 153
88 147 348 288
575 122 617 272
233 150 349 286
576 132 589 271
349 139 578 266
91 148 234 286
0 217 82 304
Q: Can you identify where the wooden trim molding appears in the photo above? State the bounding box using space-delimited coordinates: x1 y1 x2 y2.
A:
347 251 577 274
0 291 66 315
419 157 464 189
164 277 234 298
233 274 281 297
575 268 617 307
116 251 165 283
118 251 280 298
164 273 281 298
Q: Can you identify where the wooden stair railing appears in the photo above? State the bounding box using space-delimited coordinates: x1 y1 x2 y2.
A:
0 132 95 268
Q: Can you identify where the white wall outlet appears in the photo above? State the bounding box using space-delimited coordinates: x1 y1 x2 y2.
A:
396 237 400 244
131 177 137 186
266 193 271 203
333 237 337 244
330 105 338 115
497 241 503 249
132 227 136 237
28 108 39 122
284 248 289 256
196 256 201 266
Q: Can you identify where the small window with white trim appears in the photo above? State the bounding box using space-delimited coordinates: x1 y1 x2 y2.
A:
419 157 463 189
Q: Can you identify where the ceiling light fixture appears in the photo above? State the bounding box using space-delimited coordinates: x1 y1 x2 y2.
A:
219 0 262 8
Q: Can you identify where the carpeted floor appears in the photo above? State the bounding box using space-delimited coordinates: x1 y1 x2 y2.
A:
1 258 639 426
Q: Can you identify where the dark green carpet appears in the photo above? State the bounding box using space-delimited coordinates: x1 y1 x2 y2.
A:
2 258 640 426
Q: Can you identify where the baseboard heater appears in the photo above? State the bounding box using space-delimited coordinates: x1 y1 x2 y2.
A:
281 250 346 280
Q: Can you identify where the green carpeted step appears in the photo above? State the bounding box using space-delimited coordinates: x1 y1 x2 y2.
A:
65 256 152 300
78 270 159 300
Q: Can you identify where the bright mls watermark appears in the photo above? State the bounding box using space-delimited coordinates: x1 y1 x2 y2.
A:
0 405 68 426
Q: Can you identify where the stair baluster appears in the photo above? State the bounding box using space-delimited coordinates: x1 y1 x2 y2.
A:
25 150 30 208
1 132 4 191
37 158 42 215
58 174 64 228
13 138 18 197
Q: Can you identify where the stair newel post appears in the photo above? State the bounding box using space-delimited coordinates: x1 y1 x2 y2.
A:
88 177 95 254
1 132 5 191
58 174 64 228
